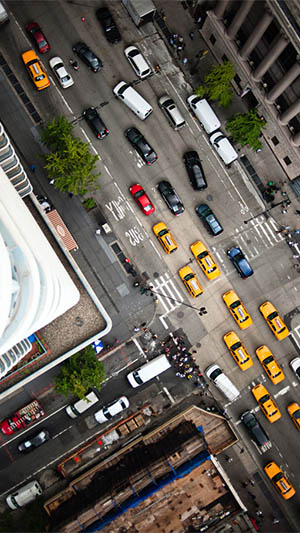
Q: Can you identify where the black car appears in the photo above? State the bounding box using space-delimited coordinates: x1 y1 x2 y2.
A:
240 411 271 450
96 7 121 44
183 151 207 190
157 180 184 216
72 42 102 72
83 107 109 139
125 127 157 166
227 247 253 278
195 204 223 236
18 429 50 452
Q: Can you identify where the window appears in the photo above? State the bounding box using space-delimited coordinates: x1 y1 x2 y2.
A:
271 136 279 146
222 54 229 63
209 34 216 45
283 156 291 166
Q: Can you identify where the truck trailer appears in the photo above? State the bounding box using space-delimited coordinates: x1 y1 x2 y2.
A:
121 0 156 27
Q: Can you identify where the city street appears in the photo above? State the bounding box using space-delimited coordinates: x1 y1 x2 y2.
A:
0 1 300 530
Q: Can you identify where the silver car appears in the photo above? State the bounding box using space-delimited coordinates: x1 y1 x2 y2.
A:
94 396 130 424
49 56 74 88
124 45 151 79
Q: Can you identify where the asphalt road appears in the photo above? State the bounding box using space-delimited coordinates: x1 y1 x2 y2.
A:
1 1 300 528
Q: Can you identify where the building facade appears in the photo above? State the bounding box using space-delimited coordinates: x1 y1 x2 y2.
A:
196 0 300 181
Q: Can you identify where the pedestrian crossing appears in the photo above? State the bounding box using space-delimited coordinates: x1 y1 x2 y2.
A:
211 215 285 273
150 273 183 328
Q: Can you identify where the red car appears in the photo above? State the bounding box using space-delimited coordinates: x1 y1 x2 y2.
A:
129 184 155 215
26 21 50 54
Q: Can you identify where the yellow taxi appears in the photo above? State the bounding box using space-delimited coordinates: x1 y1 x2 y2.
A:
264 462 296 500
255 345 285 384
287 402 300 431
259 301 289 341
252 384 281 423
223 290 253 330
190 241 220 280
178 265 203 298
21 49 50 91
152 222 178 254
223 331 253 371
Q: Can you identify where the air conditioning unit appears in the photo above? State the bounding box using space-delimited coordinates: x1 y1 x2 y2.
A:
275 104 281 111
236 40 241 46
249 60 254 66
288 125 295 132
262 83 268 88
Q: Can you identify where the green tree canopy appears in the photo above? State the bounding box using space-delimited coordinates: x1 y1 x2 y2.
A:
54 345 106 399
226 108 266 151
195 61 235 108
41 116 100 195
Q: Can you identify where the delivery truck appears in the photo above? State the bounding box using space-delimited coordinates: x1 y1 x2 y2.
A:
122 0 156 26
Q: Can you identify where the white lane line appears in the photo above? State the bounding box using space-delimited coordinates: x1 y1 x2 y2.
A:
274 386 290 398
290 331 300 350
162 386 175 404
80 128 99 155
52 426 73 439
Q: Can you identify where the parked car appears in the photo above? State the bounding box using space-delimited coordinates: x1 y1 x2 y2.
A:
157 180 184 216
124 45 151 79
158 95 185 130
94 396 129 424
240 410 271 450
195 204 223 236
49 57 74 89
227 246 253 278
264 462 295 500
129 184 155 215
22 50 50 91
183 151 207 190
18 429 50 452
83 107 109 139
72 42 102 72
125 127 157 165
26 21 50 54
96 7 121 43
290 357 300 379
287 402 300 431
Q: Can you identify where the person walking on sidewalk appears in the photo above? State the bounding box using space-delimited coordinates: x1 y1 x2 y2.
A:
189 30 195 40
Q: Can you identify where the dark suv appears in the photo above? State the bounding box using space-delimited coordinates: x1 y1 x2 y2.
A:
125 127 157 165
183 151 207 190
195 204 223 236
72 42 102 72
83 107 109 139
157 180 184 216
240 410 271 450
227 247 253 278
96 7 121 43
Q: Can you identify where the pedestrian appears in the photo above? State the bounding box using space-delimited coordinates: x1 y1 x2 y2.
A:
239 448 245 454
281 208 288 214
256 510 264 517
49 179 55 185
172 33 178 40
95 228 101 235
288 241 297 246
247 491 256 499
249 479 255 486
241 481 249 488
169 37 174 46
152 334 158 340
224 455 233 463
182 57 188 65
143 348 148 354
189 30 194 40
296 210 300 215
293 254 300 258
81 16 85 22
30 164 36 173
68 192 74 198
282 191 287 196
133 326 140 332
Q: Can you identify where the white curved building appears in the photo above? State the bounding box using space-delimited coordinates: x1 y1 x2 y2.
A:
0 167 80 378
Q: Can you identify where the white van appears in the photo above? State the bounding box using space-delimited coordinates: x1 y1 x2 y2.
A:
113 80 153 120
127 354 171 388
6 481 43 509
205 364 240 401
65 391 99 418
209 132 238 166
187 95 221 134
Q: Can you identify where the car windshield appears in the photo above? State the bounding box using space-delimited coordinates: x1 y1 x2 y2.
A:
198 251 208 259
184 273 194 282
268 311 278 320
134 190 145 199
260 394 270 403
158 229 168 237
210 368 222 380
231 341 242 350
293 409 300 419
264 355 274 365
130 50 139 58
39 40 47 48
230 300 241 309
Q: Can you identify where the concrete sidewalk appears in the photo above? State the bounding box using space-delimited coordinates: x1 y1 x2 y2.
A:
154 1 300 244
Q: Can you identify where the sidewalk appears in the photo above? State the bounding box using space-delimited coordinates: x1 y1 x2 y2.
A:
154 1 300 257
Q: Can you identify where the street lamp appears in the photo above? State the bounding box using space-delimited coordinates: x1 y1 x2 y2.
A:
244 198 290 224
141 286 207 317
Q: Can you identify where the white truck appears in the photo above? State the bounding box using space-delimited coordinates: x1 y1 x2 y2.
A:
0 2 9 25
122 0 156 26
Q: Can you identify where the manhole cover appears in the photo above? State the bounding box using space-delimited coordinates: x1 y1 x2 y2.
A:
206 194 213 201
75 317 83 327
177 311 184 318
153 272 159 278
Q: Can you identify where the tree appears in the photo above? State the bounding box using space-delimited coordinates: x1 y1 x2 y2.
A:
226 108 266 151
41 117 100 195
195 61 235 108
54 345 106 399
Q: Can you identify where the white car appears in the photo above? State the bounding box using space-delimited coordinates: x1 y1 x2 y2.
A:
94 396 130 424
290 357 300 379
124 45 151 79
49 56 74 88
